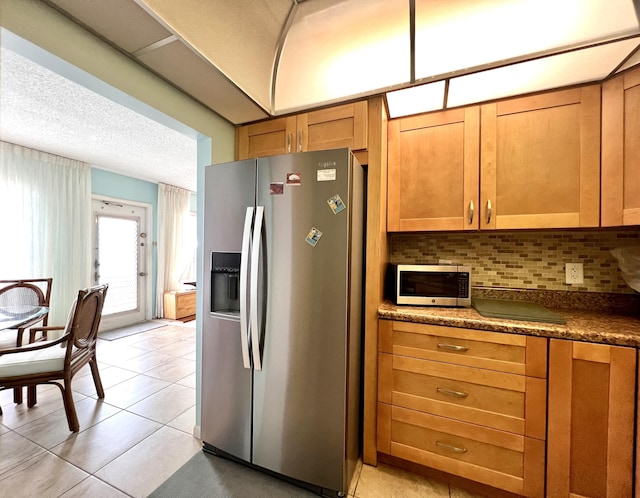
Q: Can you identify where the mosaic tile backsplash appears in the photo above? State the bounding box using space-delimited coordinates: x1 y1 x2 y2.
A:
389 229 640 294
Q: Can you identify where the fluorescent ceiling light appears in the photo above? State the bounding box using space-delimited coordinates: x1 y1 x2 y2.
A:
414 0 640 80
386 81 446 118
447 38 640 108
274 0 410 114
132 0 640 119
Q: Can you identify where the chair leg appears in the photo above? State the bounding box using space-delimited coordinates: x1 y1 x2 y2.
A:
61 381 79 432
89 357 105 399
27 386 37 407
13 387 23 405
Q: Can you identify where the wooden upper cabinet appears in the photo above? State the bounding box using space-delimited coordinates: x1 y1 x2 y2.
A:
387 107 480 231
299 101 368 152
236 115 296 159
547 340 636 498
480 85 601 229
236 101 368 160
602 65 640 226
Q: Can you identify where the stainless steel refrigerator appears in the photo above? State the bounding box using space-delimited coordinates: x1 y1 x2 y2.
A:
201 148 363 497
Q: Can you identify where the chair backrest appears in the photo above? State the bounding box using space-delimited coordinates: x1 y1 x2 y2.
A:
0 278 53 327
64 285 108 364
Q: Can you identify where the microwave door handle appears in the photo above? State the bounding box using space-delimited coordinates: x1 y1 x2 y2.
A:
250 206 264 371
239 207 253 369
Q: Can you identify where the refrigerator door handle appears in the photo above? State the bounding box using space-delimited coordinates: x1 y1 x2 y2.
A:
250 205 264 371
239 207 253 369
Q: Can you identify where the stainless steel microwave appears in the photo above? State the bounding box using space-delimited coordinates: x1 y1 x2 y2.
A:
386 264 471 307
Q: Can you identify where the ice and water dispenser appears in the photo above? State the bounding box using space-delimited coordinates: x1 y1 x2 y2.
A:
210 252 241 316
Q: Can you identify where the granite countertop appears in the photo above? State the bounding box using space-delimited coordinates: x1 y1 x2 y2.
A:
378 289 640 348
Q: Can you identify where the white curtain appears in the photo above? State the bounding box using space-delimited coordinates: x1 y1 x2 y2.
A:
0 141 92 325
156 183 192 317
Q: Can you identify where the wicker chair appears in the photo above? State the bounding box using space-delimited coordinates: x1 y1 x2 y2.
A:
0 278 53 349
0 278 53 404
0 284 108 432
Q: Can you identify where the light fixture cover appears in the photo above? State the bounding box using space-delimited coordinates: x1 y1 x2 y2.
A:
447 38 640 108
414 0 640 80
274 0 410 114
387 81 446 118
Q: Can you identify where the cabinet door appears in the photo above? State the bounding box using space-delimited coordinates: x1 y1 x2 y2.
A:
387 107 480 231
297 101 368 152
602 65 640 226
547 340 636 498
377 404 545 497
236 116 297 159
480 86 600 229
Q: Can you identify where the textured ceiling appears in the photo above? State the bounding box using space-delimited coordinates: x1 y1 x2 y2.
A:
0 47 198 192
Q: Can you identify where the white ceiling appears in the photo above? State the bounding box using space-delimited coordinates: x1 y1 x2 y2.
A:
3 0 640 193
0 44 198 192
43 0 640 121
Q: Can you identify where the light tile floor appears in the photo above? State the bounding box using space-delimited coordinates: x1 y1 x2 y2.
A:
0 320 486 498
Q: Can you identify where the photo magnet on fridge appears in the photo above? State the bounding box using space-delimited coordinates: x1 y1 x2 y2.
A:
286 173 301 186
305 227 323 247
327 194 346 214
270 182 284 195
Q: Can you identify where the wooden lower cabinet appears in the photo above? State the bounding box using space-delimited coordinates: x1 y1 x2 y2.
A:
378 403 545 497
547 339 636 498
377 320 547 497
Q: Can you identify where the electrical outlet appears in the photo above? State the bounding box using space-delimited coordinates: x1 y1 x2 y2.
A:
565 263 584 284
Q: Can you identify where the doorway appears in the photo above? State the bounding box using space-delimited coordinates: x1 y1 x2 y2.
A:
92 197 152 330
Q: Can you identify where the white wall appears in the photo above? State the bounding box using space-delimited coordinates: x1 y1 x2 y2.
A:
1 0 236 431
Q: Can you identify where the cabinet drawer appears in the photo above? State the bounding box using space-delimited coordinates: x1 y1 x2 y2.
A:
377 404 544 497
378 353 546 438
379 320 547 377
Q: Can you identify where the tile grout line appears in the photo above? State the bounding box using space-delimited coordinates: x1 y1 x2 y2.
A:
0 322 198 497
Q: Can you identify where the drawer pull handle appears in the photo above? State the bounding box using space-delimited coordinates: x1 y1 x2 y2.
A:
437 343 469 352
436 387 468 398
436 440 468 454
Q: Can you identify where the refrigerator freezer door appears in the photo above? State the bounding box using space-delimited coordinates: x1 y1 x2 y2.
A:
201 160 255 461
252 149 355 492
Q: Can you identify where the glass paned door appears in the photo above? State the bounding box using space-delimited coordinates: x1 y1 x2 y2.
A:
92 199 148 329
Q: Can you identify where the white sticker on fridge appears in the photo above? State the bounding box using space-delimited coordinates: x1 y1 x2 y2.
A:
317 169 336 182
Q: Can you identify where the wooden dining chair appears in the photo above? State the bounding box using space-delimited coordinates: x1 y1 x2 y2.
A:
0 278 53 404
0 284 108 432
